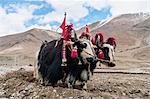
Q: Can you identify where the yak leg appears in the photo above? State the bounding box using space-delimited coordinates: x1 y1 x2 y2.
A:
80 69 88 90
34 62 44 84
66 73 76 88
38 73 44 84
33 60 44 84
61 67 68 84
80 69 88 81
96 61 101 67
87 64 92 80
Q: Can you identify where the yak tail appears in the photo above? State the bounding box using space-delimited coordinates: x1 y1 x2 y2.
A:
33 41 48 79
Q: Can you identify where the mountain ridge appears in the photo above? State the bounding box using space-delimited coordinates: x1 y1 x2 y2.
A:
0 13 149 61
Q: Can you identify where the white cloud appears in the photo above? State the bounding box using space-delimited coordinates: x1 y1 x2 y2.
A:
42 0 150 25
108 0 150 16
85 0 108 10
39 0 109 27
41 0 89 24
0 4 47 37
0 0 149 37
0 6 27 36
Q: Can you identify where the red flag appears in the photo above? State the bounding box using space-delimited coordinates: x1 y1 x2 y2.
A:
60 13 66 37
85 24 89 33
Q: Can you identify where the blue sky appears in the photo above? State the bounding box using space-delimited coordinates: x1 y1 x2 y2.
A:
0 0 149 36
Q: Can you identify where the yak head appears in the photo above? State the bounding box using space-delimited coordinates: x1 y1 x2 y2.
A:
73 38 97 64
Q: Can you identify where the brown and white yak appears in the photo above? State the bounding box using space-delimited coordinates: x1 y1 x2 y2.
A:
92 33 116 66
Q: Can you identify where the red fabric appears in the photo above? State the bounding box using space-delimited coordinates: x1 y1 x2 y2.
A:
80 32 86 36
107 37 116 46
111 37 115 40
80 31 90 38
98 51 104 59
63 24 73 41
71 48 78 58
91 37 96 45
111 39 116 46
60 16 66 37
85 25 89 33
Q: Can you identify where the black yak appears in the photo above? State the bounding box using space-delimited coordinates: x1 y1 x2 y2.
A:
35 38 98 89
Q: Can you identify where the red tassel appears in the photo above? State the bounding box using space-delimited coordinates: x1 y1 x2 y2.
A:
86 25 89 33
71 48 78 58
91 37 96 45
98 51 104 59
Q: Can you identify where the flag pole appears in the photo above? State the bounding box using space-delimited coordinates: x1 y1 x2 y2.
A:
56 12 67 35
64 12 66 18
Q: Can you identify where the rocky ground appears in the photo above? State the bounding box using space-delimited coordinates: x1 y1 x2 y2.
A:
0 66 150 99
0 44 150 99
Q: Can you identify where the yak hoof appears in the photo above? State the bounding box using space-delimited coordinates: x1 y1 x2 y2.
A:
43 80 49 86
83 83 87 90
80 82 87 90
67 83 73 89
38 78 44 85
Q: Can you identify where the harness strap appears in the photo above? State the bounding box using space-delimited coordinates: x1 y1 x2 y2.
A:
54 38 61 48
80 39 96 58
82 49 95 57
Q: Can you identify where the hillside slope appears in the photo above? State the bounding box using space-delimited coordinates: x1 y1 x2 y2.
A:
0 28 59 57
0 13 149 63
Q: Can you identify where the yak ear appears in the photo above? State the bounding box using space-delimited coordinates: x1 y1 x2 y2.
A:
73 40 80 47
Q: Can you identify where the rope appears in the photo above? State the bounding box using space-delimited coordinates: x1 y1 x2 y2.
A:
94 70 150 75
82 49 95 57
82 49 114 63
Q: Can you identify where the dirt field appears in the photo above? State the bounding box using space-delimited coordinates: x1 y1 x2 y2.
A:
0 64 150 99
0 45 150 99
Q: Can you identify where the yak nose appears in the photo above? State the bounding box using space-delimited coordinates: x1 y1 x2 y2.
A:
86 57 95 63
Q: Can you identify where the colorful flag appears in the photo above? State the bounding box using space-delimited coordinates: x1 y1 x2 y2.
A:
85 24 89 33
60 13 66 37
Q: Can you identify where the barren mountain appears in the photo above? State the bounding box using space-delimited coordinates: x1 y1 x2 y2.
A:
0 13 149 64
0 28 59 57
79 13 150 48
